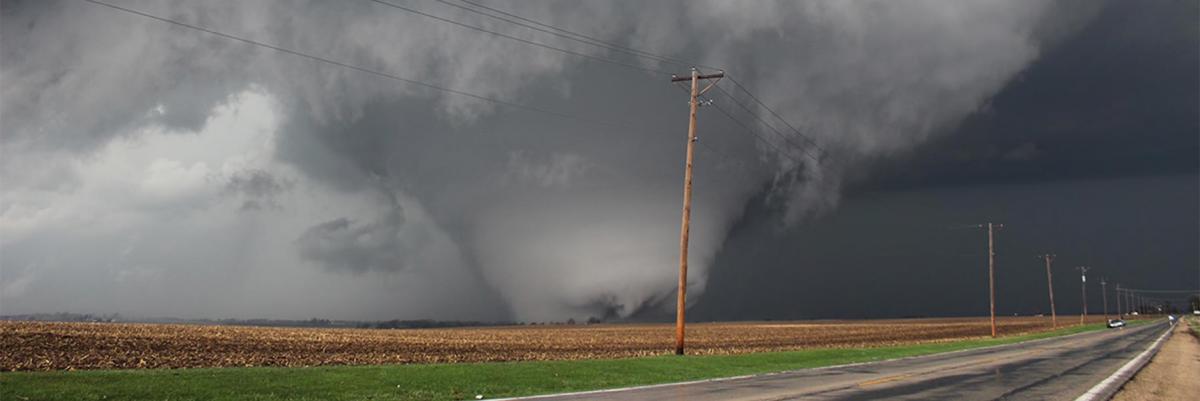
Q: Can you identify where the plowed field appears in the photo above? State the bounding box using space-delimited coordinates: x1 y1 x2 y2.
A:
1 316 1114 371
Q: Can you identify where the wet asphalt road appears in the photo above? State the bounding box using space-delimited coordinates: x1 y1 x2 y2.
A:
516 321 1169 401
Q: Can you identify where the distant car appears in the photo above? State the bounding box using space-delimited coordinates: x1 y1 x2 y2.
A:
1194 310 1200 315
1106 319 1126 328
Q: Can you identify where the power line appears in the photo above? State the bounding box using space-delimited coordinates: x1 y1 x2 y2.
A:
432 0 692 70
370 0 784 171
726 75 828 156
91 0 818 176
712 84 822 162
670 80 804 166
84 0 652 133
424 0 826 162
368 0 672 76
446 1 830 162
455 0 724 71
1122 289 1200 293
709 101 805 167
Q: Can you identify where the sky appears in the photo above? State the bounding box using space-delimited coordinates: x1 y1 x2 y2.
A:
1 0 1196 322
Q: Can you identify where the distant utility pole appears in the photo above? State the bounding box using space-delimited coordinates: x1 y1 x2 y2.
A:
1116 284 1122 319
1040 254 1057 328
670 67 723 356
978 223 1003 337
1100 278 1108 321
1077 266 1090 325
1123 288 1132 316
1126 289 1133 316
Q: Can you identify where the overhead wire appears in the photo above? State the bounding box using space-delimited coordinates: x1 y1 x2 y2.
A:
89 0 824 173
366 0 785 166
83 0 658 134
428 0 825 163
720 75 825 156
367 0 673 76
711 84 822 162
670 81 803 167
432 0 693 70
709 98 806 167
725 75 826 155
1122 289 1200 293
454 0 719 71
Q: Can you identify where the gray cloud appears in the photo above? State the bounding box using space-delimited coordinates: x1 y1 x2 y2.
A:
1 0 1114 321
298 216 404 273
224 168 292 210
225 169 290 198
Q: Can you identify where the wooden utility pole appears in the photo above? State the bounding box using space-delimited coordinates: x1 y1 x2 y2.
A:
978 223 1002 337
670 67 723 356
1100 278 1108 321
1077 266 1090 324
1040 254 1057 328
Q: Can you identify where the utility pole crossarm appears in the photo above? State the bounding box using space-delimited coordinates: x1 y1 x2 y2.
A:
671 72 726 82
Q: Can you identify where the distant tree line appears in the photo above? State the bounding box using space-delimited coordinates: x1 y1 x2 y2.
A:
0 312 121 323
2 312 619 328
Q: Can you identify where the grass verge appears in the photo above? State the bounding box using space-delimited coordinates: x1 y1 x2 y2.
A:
0 322 1119 401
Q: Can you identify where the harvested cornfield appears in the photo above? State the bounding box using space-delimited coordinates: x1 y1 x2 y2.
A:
0 316 1116 371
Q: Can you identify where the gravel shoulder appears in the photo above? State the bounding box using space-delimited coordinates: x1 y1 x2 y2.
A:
1112 318 1200 401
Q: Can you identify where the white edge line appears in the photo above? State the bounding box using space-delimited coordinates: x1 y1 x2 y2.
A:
1073 321 1175 401
487 321 1162 401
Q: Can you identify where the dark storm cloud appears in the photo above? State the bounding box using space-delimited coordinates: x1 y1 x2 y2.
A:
854 0 1199 193
693 174 1199 321
692 0 1199 320
3 0 1145 321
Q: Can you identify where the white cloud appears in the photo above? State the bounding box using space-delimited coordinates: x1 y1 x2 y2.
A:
1 89 499 320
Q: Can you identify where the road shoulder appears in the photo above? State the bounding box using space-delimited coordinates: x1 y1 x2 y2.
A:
1111 318 1200 401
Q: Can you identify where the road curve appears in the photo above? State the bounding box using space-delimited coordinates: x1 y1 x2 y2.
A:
510 321 1171 401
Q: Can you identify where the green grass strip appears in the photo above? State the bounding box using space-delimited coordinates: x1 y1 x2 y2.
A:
1186 316 1200 340
0 322 1134 401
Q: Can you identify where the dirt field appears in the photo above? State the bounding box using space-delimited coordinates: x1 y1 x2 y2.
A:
0 316 1114 371
1112 318 1200 401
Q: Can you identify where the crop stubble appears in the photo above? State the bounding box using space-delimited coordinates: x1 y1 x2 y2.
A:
0 316 1109 371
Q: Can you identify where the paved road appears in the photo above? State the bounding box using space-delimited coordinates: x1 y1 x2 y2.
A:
518 321 1170 401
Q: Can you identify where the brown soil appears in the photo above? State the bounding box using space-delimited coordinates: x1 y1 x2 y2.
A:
0 316 1114 371
1112 318 1200 401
